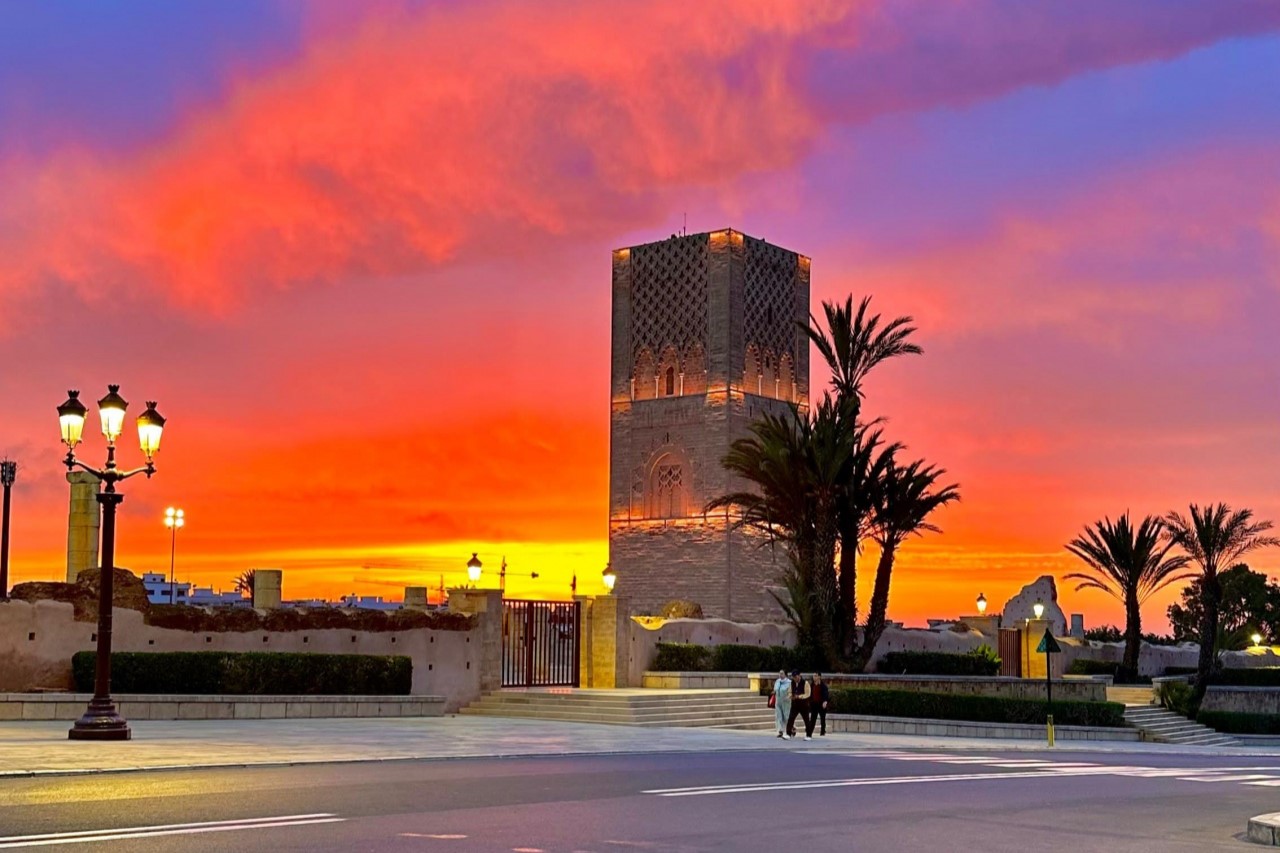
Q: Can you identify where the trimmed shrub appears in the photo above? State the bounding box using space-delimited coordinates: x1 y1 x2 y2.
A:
1067 659 1120 677
828 687 1126 728
1157 679 1194 716
651 643 712 672
876 649 1000 677
1197 710 1280 735
72 651 411 695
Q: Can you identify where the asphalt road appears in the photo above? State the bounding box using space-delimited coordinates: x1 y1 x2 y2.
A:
0 746 1275 851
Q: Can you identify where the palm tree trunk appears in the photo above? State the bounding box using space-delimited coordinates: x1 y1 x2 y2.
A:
850 540 897 672
837 521 858 654
1191 572 1222 713
1122 592 1142 680
813 502 842 669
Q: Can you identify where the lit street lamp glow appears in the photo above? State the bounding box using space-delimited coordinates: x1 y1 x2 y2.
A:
1033 600 1045 619
164 507 185 604
466 553 482 586
976 592 987 614
58 385 166 741
602 563 616 593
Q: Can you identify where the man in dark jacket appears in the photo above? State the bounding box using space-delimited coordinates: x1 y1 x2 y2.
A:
811 674 830 736
786 671 812 739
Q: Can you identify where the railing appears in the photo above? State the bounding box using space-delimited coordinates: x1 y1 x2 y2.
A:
501 600 581 688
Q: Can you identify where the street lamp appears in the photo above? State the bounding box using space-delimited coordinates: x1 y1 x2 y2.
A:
975 592 987 614
58 386 166 741
602 563 617 593
1253 633 1264 648
466 553 482 587
1033 600 1045 620
164 507 185 604
0 459 15 599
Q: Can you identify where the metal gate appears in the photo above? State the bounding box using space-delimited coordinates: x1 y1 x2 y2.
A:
501 600 581 688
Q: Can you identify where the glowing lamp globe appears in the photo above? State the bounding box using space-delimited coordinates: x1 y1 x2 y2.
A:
466 553 483 585
165 507 185 529
1253 633 1264 647
137 401 166 461
602 564 617 593
976 592 987 614
97 385 128 442
1032 601 1045 619
57 390 88 449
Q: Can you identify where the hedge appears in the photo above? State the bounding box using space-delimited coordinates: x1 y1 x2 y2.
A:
875 650 1000 677
651 642 823 673
1197 710 1280 735
1163 666 1280 686
72 651 412 695
827 687 1127 728
1067 659 1120 677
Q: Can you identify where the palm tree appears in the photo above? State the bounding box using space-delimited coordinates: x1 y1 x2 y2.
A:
711 398 851 664
1162 504 1280 710
851 458 961 671
804 296 920 646
1063 513 1193 679
234 569 256 598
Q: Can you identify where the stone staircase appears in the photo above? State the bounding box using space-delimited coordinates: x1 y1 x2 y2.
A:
1122 705 1238 746
460 688 775 731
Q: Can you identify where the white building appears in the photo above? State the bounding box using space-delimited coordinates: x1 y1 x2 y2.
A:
338 594 401 612
188 586 250 607
141 572 192 605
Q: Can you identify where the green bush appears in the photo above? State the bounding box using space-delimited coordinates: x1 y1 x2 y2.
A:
72 651 411 695
1197 710 1280 735
1160 666 1280 686
1067 659 1120 677
828 687 1126 728
651 643 711 671
876 649 1000 677
1157 680 1194 716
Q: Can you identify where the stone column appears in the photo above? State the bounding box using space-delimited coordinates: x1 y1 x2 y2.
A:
1021 619 1064 680
403 586 428 609
964 615 1002 638
253 569 282 609
66 472 101 583
576 594 630 688
448 588 504 694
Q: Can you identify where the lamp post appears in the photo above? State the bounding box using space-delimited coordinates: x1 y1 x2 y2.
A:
602 563 616 594
0 459 15 599
58 386 166 741
164 507 184 604
975 592 986 614
1032 600 1045 620
1253 633 1264 648
466 553 482 587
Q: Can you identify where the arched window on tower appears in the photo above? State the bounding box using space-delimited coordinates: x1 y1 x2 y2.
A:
633 349 656 400
778 353 795 401
762 350 776 398
647 456 688 519
657 346 681 398
683 342 706 395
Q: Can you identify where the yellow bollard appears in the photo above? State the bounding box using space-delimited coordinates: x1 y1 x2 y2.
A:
1046 714 1055 748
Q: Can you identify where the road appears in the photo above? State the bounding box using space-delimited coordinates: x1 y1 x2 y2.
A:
0 746 1274 851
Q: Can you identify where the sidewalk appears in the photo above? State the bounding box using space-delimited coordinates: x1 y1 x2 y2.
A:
2 716 1279 778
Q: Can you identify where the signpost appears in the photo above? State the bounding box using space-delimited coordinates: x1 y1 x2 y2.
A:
1036 628 1062 747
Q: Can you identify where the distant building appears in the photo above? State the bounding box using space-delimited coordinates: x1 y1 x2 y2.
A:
609 229 809 620
141 572 191 605
338 595 401 612
188 586 250 607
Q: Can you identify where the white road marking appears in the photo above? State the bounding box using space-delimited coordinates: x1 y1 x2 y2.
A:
0 814 344 849
400 834 469 839
1178 774 1279 783
645 769 1073 797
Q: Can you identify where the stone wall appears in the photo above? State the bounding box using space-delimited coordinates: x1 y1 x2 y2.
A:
1201 686 1280 715
625 616 796 686
0 599 481 711
812 674 1107 703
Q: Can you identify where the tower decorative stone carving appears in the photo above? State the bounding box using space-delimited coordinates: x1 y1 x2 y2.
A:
609 229 810 620
66 471 100 582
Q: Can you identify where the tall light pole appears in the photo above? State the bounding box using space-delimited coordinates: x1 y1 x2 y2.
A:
164 507 184 604
58 386 167 741
498 556 537 594
0 459 15 599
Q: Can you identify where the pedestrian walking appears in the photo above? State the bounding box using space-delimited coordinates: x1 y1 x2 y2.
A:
787 670 812 739
771 670 792 739
811 673 830 736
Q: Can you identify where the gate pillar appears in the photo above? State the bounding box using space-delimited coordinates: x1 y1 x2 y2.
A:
577 595 630 688
448 587 504 693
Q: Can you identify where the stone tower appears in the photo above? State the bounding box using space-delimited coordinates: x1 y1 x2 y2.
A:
609 229 810 621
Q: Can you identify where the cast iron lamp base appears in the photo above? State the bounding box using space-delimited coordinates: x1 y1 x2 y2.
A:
68 698 132 740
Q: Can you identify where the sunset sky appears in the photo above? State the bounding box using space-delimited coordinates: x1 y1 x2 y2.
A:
1 1 1278 629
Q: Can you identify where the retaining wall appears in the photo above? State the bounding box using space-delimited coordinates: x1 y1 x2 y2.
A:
0 599 481 711
748 672 1109 703
828 713 1139 742
1201 686 1280 715
0 693 446 721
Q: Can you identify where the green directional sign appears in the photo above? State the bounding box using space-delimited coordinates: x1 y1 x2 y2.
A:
1037 628 1062 654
